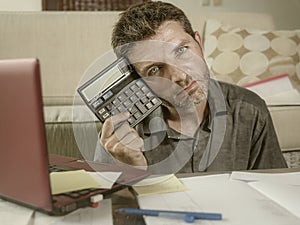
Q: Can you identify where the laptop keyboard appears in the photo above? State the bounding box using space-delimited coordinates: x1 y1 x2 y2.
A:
48 164 71 173
62 188 99 198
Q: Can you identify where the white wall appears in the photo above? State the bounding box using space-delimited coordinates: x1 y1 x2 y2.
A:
162 0 300 29
0 0 41 11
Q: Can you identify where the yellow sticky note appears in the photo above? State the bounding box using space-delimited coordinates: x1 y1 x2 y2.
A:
50 170 100 195
132 174 189 196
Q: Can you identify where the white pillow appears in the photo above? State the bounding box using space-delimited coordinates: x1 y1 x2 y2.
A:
203 19 300 88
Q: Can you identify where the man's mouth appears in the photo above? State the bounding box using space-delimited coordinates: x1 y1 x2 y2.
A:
184 81 198 95
174 81 198 102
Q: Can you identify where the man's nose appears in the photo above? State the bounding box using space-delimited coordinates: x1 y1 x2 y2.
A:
166 65 187 84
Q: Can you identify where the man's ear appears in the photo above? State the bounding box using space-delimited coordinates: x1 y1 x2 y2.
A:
194 31 202 46
194 31 204 55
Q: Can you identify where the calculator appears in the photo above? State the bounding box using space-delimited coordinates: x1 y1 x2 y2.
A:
77 57 162 127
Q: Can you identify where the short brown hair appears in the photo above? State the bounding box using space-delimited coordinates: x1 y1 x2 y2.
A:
111 1 195 57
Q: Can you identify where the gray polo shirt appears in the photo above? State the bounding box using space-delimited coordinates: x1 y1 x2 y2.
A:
95 79 287 174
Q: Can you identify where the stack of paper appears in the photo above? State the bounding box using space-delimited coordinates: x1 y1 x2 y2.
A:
243 74 300 105
137 172 300 225
0 198 113 225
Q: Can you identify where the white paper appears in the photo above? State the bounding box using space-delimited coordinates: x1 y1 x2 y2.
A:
245 75 295 98
87 171 122 189
0 197 113 225
138 174 300 225
32 198 113 225
230 171 300 185
264 89 300 105
0 199 34 225
249 181 300 219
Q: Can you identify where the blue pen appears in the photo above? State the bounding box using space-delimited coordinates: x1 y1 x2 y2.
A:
116 208 222 223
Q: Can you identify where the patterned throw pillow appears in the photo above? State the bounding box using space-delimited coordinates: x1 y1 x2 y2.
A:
203 19 300 88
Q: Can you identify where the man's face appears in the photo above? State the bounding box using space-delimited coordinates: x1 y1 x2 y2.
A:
127 21 210 109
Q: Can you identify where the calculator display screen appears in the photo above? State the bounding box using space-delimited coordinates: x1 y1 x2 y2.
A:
82 65 124 102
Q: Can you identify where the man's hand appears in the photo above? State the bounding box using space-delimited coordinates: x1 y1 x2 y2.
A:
100 112 147 168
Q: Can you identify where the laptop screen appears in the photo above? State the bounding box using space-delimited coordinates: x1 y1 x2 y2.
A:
0 58 53 211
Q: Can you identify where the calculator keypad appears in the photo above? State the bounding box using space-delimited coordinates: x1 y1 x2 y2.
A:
97 80 161 127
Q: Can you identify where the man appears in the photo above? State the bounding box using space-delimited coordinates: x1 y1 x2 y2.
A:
95 1 287 173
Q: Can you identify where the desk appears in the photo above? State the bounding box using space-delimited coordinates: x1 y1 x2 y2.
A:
110 188 145 225
1 153 299 225
111 167 300 225
48 154 148 225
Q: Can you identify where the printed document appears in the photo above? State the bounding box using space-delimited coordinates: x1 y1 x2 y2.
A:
138 173 300 225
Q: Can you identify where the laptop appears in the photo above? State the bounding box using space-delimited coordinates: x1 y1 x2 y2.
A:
0 58 150 215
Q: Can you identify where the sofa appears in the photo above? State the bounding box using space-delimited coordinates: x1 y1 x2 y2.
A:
0 11 299 167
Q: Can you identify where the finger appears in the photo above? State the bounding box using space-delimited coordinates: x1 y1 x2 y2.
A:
111 112 130 128
114 122 144 149
101 123 136 151
119 132 144 150
112 142 144 162
114 121 133 141
101 112 130 139
120 134 144 150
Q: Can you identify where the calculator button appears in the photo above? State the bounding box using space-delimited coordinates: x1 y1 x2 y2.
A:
141 86 149 93
123 100 132 108
135 101 147 114
136 80 144 87
146 102 153 109
111 109 119 116
117 105 126 112
106 103 113 111
98 108 106 114
136 91 144 98
146 92 154 98
128 116 136 125
128 105 138 114
140 96 148 104
130 95 138 103
102 91 113 100
133 111 142 119
151 98 159 105
117 93 127 101
112 98 120 106
103 113 110 119
130 84 139 92
92 99 103 109
124 89 133 97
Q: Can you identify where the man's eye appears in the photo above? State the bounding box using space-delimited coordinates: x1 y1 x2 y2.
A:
176 46 187 55
149 66 159 75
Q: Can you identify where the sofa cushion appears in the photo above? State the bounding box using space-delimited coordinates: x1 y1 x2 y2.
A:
43 105 101 160
203 19 300 88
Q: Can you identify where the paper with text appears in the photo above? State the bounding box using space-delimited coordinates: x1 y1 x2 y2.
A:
138 174 300 225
